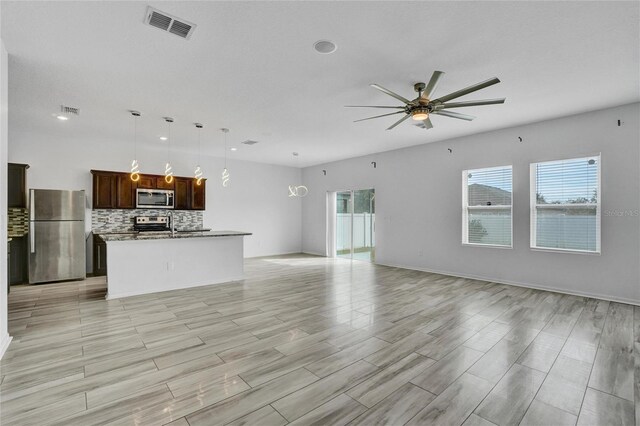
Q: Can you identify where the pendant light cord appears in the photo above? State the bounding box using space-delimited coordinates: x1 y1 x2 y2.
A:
133 115 138 160
167 120 171 162
224 130 228 169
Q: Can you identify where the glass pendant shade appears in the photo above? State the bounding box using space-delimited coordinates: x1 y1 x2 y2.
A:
221 167 230 187
165 162 174 184
195 165 203 185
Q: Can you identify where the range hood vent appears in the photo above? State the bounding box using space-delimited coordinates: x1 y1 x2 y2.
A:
144 6 196 40
241 140 259 145
60 105 80 116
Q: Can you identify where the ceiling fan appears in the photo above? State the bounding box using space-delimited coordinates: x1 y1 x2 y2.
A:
347 71 505 130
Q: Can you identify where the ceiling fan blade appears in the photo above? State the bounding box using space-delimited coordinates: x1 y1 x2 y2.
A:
354 111 405 123
434 77 501 103
423 71 445 99
370 84 412 104
442 98 506 109
433 110 475 121
422 117 434 129
345 105 405 109
386 114 411 130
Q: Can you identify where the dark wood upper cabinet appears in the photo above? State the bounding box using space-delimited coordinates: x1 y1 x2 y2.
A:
93 172 117 209
91 170 205 210
116 175 135 209
174 178 191 210
137 175 155 189
8 163 29 208
192 180 206 210
156 177 174 190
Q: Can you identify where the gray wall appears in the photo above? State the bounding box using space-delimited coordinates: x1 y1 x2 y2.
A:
302 103 640 304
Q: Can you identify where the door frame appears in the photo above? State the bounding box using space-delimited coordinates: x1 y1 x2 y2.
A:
331 188 375 262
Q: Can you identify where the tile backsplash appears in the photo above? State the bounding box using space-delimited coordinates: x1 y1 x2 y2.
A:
92 209 203 233
8 207 29 237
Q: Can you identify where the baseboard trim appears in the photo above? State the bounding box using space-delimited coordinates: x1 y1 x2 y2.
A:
0 333 13 360
246 251 306 259
375 261 640 307
105 275 246 300
301 251 326 257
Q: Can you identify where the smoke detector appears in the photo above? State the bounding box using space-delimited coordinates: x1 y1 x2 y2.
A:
242 140 259 146
144 6 197 39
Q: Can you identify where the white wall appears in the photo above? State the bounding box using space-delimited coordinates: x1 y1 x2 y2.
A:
0 40 12 359
302 103 640 305
8 130 302 264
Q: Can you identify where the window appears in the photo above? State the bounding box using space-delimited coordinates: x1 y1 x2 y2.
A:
462 165 512 247
530 155 601 253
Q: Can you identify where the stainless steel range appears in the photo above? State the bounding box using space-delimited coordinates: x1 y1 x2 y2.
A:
133 216 171 232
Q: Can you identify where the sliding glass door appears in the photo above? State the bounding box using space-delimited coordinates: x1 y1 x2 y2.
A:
336 189 375 262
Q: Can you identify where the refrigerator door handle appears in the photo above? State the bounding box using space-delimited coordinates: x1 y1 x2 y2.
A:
30 222 35 253
29 189 35 221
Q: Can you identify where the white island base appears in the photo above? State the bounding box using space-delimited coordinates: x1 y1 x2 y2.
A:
104 233 249 299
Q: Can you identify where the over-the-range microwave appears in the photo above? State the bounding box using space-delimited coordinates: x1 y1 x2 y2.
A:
136 188 174 209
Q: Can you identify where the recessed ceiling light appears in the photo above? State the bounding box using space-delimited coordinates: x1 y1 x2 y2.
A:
314 40 337 54
230 147 237 151
56 115 69 121
159 136 168 141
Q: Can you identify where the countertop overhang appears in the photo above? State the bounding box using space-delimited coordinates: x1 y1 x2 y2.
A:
98 230 252 242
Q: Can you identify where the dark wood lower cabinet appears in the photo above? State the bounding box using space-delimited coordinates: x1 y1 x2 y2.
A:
9 236 28 285
93 235 107 276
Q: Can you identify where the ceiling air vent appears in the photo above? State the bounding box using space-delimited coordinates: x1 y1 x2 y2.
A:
144 6 196 40
242 140 259 146
60 105 80 116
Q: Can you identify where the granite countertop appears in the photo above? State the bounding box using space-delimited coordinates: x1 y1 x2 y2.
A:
98 230 252 242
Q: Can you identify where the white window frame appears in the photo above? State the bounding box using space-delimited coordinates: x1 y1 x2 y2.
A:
462 165 513 249
530 154 601 255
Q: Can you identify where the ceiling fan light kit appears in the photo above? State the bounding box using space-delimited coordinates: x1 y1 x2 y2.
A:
347 71 506 131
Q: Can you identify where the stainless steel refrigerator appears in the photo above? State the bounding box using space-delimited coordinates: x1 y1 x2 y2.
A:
29 189 86 283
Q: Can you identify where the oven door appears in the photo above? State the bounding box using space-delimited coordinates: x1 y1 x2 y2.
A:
136 189 174 209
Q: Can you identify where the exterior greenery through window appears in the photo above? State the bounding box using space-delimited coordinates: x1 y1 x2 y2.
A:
462 165 513 247
530 155 601 253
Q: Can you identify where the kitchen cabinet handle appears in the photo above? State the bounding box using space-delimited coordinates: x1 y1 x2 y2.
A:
97 245 101 269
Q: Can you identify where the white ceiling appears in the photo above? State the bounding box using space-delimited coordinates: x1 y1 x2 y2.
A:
2 1 639 167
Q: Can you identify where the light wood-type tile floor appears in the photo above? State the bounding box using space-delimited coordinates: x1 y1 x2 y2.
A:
1 254 638 425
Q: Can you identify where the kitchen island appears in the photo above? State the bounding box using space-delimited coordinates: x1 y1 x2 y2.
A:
98 231 252 299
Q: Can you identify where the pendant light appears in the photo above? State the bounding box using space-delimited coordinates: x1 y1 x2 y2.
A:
163 117 174 184
288 152 308 197
221 128 230 187
194 123 204 185
129 110 141 182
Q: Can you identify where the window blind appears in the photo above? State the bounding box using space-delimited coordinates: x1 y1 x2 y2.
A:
462 165 512 247
530 155 600 253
